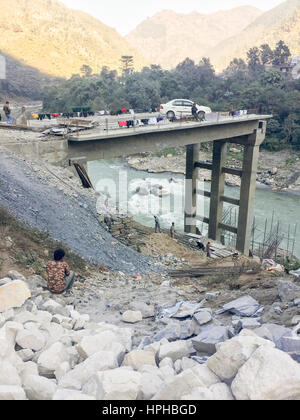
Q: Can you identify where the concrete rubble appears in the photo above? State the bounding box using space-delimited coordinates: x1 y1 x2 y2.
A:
0 271 300 400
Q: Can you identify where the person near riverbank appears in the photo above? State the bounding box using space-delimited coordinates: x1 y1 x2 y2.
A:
206 242 211 258
46 248 75 294
3 101 12 124
154 215 161 233
170 222 175 238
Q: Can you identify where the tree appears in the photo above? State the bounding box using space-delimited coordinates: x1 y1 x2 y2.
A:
80 65 92 77
260 44 274 65
272 41 291 65
120 56 134 78
247 47 263 73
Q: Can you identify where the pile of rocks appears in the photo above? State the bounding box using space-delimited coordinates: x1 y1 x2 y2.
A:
1 270 300 400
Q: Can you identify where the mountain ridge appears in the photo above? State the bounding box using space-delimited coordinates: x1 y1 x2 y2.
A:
0 0 148 78
125 6 263 69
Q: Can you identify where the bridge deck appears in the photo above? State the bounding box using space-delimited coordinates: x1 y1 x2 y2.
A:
68 114 272 142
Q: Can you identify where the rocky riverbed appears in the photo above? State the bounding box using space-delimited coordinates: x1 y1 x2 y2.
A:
126 147 300 193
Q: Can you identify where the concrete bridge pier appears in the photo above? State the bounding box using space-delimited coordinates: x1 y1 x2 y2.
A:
184 122 267 255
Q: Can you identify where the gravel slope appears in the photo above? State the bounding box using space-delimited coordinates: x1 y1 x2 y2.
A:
0 149 160 274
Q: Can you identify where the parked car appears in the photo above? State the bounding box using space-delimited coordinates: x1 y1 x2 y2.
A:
160 99 212 120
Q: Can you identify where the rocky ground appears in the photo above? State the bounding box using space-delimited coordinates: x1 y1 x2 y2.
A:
126 146 300 193
0 268 299 400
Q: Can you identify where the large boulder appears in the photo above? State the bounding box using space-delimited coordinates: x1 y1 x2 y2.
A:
231 346 300 400
139 366 164 400
192 326 230 355
0 385 27 400
158 340 190 362
16 328 46 352
152 369 205 400
0 281 31 313
82 367 142 400
209 383 234 400
37 342 69 377
221 296 260 317
23 375 57 400
123 350 156 371
0 361 21 386
207 331 274 382
193 309 213 326
278 280 300 302
59 351 118 390
253 323 294 350
76 331 125 363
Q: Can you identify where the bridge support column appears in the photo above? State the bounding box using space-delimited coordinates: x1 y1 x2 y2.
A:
208 140 227 242
184 144 200 234
236 139 260 255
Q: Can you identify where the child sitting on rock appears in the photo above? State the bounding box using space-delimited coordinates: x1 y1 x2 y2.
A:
46 249 74 295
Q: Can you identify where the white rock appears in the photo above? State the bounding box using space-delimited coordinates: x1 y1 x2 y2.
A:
53 389 96 400
181 357 199 371
192 364 221 387
54 361 70 382
76 331 125 361
174 359 182 374
20 361 39 381
38 342 69 377
0 278 12 286
16 328 46 351
7 271 26 281
123 350 156 371
0 385 27 400
73 314 90 331
122 310 142 324
159 365 175 382
23 375 57 400
59 351 118 391
159 357 174 369
209 383 234 400
0 361 21 386
140 368 164 400
152 369 205 400
181 387 213 400
0 281 31 312
207 332 274 381
231 346 300 400
17 349 34 362
158 340 190 362
82 367 142 400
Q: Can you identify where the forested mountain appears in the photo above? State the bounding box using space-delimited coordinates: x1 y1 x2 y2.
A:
210 0 300 70
0 0 148 78
125 7 262 70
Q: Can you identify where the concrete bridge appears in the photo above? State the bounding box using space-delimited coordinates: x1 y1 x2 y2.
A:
67 114 272 255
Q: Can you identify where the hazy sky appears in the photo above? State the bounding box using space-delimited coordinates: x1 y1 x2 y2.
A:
60 0 285 35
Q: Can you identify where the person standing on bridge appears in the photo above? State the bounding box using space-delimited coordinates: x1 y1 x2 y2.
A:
154 215 161 233
3 101 12 124
192 103 199 122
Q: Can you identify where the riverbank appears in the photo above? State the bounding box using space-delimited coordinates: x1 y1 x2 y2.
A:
126 147 300 194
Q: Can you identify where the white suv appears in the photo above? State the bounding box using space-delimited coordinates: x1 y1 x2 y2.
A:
160 99 212 120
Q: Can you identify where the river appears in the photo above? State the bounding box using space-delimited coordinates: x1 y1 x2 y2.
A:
88 158 300 258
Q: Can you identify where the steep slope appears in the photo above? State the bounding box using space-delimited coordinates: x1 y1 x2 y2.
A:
0 0 148 78
125 6 262 69
210 0 300 70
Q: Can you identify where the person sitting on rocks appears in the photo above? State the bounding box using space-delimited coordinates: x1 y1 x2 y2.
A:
46 248 75 295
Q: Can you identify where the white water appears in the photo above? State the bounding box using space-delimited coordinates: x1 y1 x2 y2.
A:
88 159 300 258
